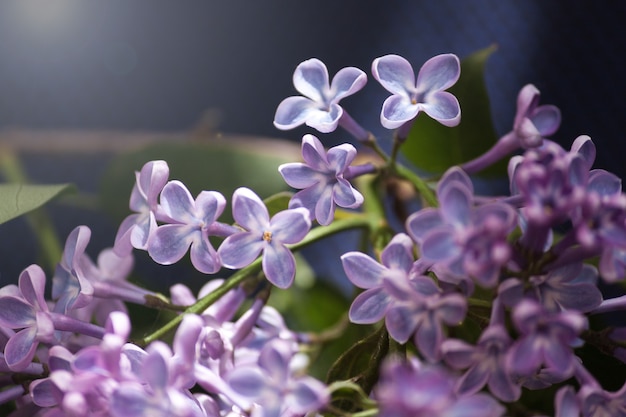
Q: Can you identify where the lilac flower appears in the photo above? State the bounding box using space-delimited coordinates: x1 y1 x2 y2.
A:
273 58 367 134
507 299 587 380
441 325 521 402
148 180 227 274
0 265 55 371
384 273 467 362
374 356 505 417
279 134 367 226
461 84 561 174
218 187 311 288
114 160 170 255
372 53 461 131
341 233 415 324
498 263 602 313
226 339 329 417
406 167 516 287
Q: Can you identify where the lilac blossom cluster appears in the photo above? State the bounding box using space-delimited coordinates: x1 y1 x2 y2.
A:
0 52 625 417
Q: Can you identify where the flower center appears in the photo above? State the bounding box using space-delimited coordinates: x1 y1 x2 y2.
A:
263 231 272 243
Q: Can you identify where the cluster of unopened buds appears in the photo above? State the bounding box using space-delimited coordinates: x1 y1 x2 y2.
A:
0 51 624 417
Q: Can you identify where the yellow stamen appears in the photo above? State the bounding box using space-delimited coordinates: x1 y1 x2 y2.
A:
263 231 272 242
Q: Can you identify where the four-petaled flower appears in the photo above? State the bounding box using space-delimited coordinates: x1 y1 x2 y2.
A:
372 53 461 129
279 134 365 225
148 180 226 274
510 84 561 149
273 58 367 133
218 187 311 288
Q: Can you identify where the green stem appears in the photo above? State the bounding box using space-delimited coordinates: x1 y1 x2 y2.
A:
393 163 438 208
0 148 63 271
138 215 375 346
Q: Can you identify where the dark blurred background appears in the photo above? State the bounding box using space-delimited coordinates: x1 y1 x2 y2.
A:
0 0 625 286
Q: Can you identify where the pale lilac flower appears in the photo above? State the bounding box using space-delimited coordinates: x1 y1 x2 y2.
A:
218 187 311 288
274 58 367 134
341 233 415 324
226 339 329 417
372 53 461 132
507 299 587 380
279 134 369 226
374 356 505 417
406 167 516 287
148 180 227 274
114 160 170 255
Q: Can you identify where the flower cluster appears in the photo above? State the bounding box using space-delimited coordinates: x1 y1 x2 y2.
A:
0 51 625 417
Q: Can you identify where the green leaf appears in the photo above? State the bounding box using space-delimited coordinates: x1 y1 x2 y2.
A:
326 325 389 411
402 44 506 177
0 183 74 225
100 138 301 224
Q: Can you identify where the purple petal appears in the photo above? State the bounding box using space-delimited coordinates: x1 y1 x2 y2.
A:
555 386 580 417
341 252 386 288
138 160 169 207
349 287 390 324
293 58 329 102
148 224 195 265
439 166 473 195
130 211 155 250
270 208 311 244
530 104 561 137
571 134 596 170
301 134 329 171
289 183 325 217
415 315 442 361
385 305 416 344
380 94 418 129
420 90 461 127
406 208 444 243
274 96 317 130
372 54 415 95
62 226 91 270
543 341 574 376
437 294 467 324
508 337 542 376
0 296 35 327
259 340 291 382
218 232 264 269
287 378 329 414
5 327 38 371
588 169 622 196
232 187 269 232
488 367 521 402
439 183 471 226
440 339 475 368
263 243 296 288
18 265 48 311
329 66 367 102
326 143 356 173
333 178 363 209
305 104 343 133
196 191 226 224
421 228 460 261
279 163 321 189
159 180 196 223
381 233 414 272
174 314 203 365
228 367 266 399
189 235 221 274
456 364 490 396
447 393 505 417
514 84 540 128
314 185 335 226
415 53 460 93
142 347 169 390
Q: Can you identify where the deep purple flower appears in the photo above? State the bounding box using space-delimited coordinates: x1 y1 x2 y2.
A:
274 58 366 133
279 134 366 225
507 299 587 380
341 233 415 324
498 263 602 313
114 160 170 255
442 325 520 402
406 167 516 287
374 356 505 417
372 53 461 130
384 274 467 362
226 339 328 417
148 180 226 274
218 187 311 288
461 84 561 174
